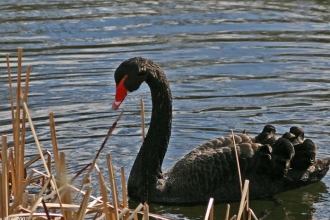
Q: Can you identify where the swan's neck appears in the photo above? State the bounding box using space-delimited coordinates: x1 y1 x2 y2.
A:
128 67 172 201
146 72 172 171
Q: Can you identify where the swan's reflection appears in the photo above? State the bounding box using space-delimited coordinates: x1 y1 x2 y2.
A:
127 181 328 219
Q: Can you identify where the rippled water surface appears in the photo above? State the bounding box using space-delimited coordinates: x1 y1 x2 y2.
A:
1 1 330 219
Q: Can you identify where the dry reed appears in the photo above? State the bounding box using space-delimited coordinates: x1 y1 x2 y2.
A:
0 48 258 220
1 135 9 217
204 198 214 220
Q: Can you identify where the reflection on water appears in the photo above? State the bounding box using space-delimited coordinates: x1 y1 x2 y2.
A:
129 181 329 219
1 0 330 219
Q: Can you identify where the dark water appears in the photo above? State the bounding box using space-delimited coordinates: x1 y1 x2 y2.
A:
1 1 330 219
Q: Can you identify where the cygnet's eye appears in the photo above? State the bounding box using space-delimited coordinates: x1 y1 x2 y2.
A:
138 70 147 76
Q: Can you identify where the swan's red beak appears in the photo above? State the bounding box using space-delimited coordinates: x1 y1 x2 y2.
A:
112 75 128 110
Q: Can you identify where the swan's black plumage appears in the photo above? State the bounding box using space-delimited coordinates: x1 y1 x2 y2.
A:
112 57 330 204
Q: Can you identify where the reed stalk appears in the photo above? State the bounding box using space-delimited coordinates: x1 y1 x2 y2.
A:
41 199 51 220
37 202 101 212
0 174 2 214
127 203 144 220
8 147 16 213
28 176 52 219
59 152 72 219
230 215 237 220
120 166 129 220
21 99 64 213
118 208 130 219
22 191 29 208
70 163 92 184
237 180 250 220
248 208 258 220
143 203 149 220
1 135 9 217
96 164 111 220
107 154 120 220
225 204 230 220
20 65 31 186
8 48 20 205
82 110 124 188
22 101 50 176
15 48 24 207
24 149 49 169
204 198 214 220
21 99 66 216
26 174 66 219
30 194 35 208
77 186 92 220
6 54 15 135
8 213 63 219
49 112 61 179
231 130 242 194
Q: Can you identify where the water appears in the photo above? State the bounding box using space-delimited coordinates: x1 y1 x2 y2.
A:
1 0 330 219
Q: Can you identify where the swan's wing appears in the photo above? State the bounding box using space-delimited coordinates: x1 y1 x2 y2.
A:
162 127 327 202
162 133 264 200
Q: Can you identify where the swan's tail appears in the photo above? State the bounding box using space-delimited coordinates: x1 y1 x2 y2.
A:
281 156 330 192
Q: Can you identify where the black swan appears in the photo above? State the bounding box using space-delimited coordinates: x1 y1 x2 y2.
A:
112 57 330 204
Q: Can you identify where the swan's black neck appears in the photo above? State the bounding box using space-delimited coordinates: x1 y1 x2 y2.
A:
128 62 172 202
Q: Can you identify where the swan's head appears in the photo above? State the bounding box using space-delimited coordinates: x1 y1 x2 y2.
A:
112 57 149 110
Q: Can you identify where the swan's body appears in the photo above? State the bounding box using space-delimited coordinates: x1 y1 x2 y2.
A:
112 57 330 204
